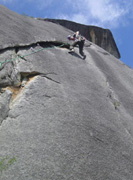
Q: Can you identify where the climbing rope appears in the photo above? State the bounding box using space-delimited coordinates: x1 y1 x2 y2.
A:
0 43 65 69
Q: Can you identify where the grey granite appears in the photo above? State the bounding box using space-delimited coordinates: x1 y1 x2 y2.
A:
0 4 133 180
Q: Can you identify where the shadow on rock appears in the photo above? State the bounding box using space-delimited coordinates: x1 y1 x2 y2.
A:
68 51 83 60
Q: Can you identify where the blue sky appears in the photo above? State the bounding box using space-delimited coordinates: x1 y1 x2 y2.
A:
0 0 133 68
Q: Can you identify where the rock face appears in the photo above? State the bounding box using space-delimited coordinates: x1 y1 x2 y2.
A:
0 5 133 180
43 19 120 58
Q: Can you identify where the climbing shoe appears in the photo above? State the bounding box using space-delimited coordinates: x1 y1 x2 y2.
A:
82 55 86 60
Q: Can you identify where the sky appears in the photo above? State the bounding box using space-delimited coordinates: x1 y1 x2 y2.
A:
0 0 133 68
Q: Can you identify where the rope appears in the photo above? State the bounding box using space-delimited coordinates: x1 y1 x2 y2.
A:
0 43 65 69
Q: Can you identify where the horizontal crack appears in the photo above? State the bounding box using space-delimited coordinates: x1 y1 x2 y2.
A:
1 71 60 101
20 71 60 84
0 40 65 88
41 75 61 84
0 41 70 55
0 41 70 71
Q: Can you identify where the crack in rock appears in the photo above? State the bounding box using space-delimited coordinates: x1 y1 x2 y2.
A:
0 41 63 125
0 90 12 125
0 40 63 88
0 40 69 55
106 81 120 110
1 71 60 105
20 71 60 84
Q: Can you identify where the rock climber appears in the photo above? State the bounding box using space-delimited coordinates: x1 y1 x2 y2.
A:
67 31 86 60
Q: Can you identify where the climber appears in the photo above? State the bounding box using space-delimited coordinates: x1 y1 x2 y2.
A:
67 31 86 60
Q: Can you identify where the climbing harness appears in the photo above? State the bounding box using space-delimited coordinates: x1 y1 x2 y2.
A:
0 43 65 69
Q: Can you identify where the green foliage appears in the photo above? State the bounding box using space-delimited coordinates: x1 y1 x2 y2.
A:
0 156 16 174
114 100 120 110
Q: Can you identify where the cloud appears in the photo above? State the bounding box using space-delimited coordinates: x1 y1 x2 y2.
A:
57 13 88 25
58 0 133 29
71 14 88 25
87 0 124 21
0 0 132 29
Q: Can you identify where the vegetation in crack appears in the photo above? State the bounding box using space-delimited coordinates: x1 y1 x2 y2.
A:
106 81 120 110
0 156 16 174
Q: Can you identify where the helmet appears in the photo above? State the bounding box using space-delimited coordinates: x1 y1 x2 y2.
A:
67 35 71 40
76 31 79 36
